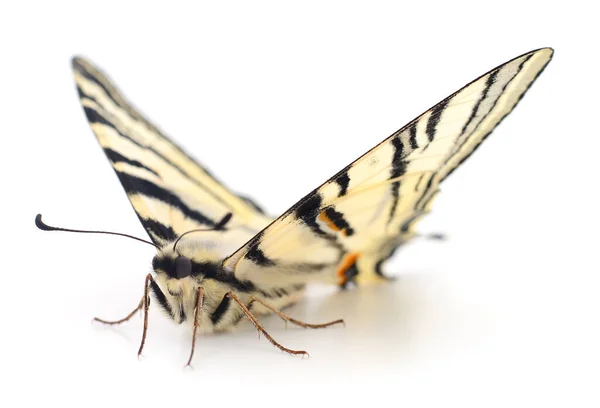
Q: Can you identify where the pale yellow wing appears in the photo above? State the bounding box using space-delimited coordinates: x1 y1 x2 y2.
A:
73 57 271 245
223 48 553 286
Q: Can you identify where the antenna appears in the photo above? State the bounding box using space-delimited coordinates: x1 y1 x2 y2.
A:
173 213 233 252
35 214 160 249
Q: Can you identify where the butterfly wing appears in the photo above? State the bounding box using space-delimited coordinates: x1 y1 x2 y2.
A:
223 48 553 286
73 57 271 246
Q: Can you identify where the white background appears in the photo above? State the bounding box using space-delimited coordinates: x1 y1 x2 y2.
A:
1 1 598 407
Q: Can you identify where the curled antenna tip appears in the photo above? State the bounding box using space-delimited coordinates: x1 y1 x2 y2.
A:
35 214 51 231
215 212 233 230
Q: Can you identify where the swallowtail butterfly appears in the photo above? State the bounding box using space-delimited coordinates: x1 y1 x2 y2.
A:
36 48 553 365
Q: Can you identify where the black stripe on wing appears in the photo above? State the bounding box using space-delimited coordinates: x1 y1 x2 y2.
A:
104 148 159 177
115 172 214 226
74 59 126 111
322 206 354 236
79 104 232 210
74 57 178 149
245 232 276 267
459 70 500 137
411 56 535 215
388 136 408 223
142 218 176 242
440 53 537 182
412 94 453 212
334 172 350 196
295 193 327 236
408 123 419 149
426 99 449 142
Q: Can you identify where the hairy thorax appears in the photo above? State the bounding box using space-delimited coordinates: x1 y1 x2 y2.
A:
152 239 306 333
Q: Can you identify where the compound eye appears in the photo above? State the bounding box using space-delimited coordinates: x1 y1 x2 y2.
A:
174 256 192 279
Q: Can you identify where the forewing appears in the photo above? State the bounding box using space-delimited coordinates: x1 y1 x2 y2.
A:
73 57 271 245
223 48 553 284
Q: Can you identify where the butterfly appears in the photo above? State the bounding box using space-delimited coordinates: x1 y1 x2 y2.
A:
36 47 553 366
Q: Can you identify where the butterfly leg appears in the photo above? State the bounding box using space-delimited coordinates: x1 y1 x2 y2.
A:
93 296 144 326
185 287 204 368
94 273 157 359
226 292 309 357
249 296 344 329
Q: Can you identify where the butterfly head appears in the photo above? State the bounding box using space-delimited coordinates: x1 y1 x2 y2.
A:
151 212 234 281
150 244 224 324
152 251 194 280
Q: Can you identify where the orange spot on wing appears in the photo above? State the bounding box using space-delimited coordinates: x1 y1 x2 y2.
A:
336 252 359 286
318 211 342 232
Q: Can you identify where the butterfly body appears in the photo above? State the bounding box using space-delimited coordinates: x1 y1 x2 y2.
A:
39 48 553 360
149 232 309 332
151 266 306 333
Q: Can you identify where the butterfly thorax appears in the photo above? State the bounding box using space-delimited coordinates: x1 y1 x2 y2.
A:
151 242 305 332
